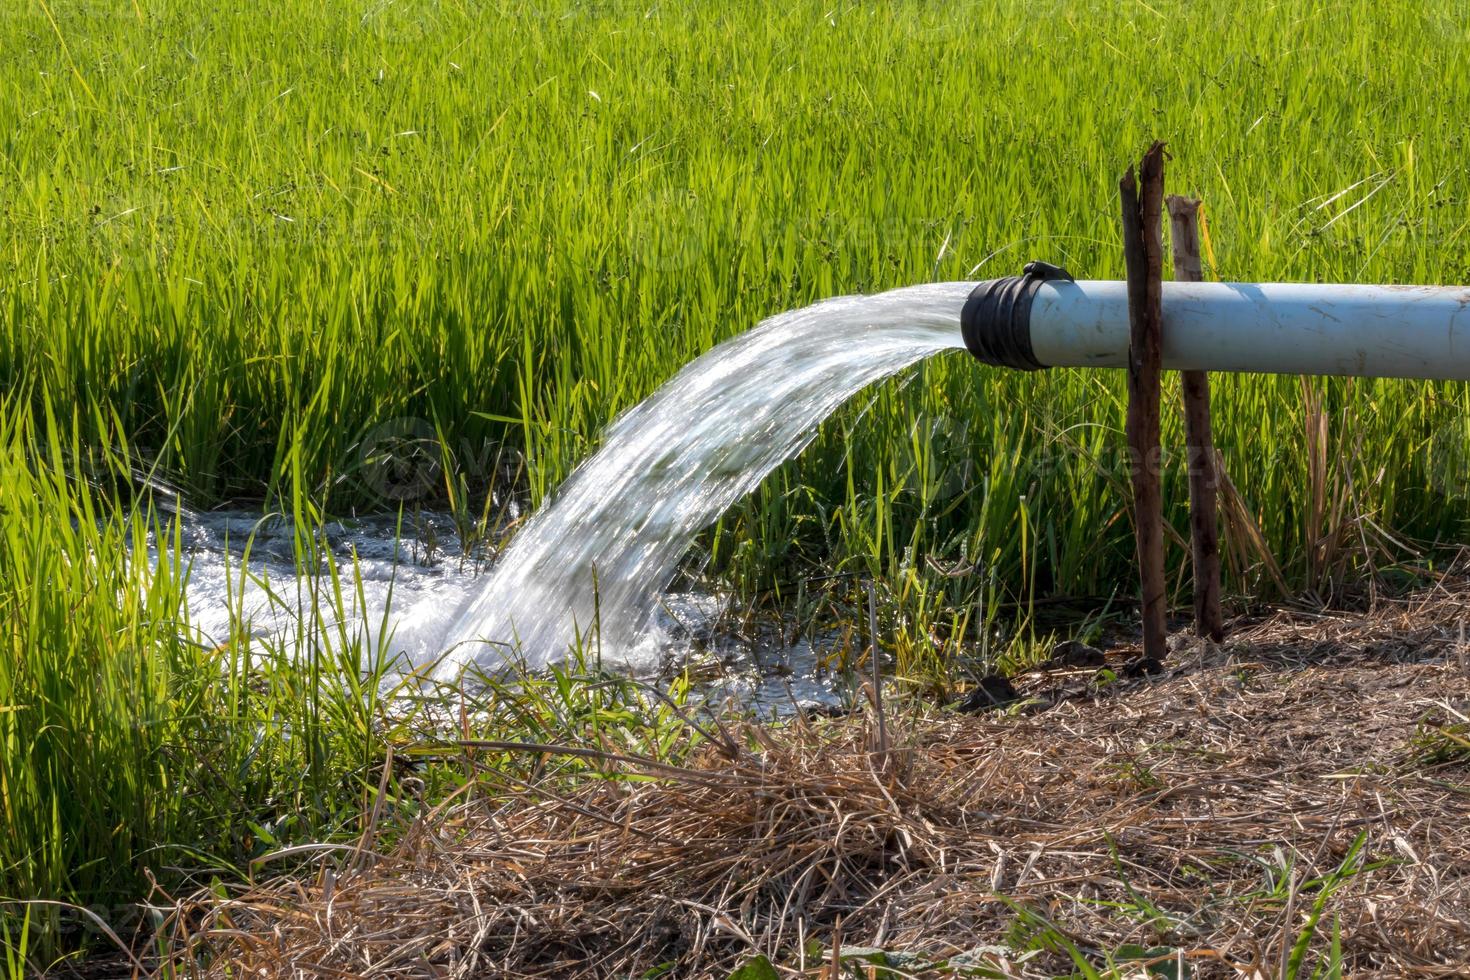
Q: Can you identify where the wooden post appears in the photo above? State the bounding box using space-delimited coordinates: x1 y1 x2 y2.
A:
1120 143 1169 665
1166 196 1225 642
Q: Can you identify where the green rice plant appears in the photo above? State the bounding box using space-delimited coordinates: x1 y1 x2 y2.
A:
0 399 404 962
5 0 1470 967
4 0 1469 609
0 390 695 967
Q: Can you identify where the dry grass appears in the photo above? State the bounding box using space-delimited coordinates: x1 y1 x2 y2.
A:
152 587 1470 979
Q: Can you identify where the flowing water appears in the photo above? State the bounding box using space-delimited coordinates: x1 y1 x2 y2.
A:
165 505 858 712
435 282 972 677
164 511 483 666
163 282 974 698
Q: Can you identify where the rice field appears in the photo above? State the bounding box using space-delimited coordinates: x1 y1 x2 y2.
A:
3 0 1470 971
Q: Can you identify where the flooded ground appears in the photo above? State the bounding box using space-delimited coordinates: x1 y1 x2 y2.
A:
157 509 852 716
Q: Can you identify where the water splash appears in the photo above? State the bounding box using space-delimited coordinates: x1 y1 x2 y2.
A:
435 282 972 677
156 507 853 712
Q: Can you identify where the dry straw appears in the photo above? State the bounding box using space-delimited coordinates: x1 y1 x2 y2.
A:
159 585 1470 979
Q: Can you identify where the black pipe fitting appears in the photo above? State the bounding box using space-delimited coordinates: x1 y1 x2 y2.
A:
961 261 1073 370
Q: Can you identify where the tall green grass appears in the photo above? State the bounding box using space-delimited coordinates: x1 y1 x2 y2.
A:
3 0 1470 967
6 0 1470 592
4 1 1469 595
0 398 396 963
0 405 700 965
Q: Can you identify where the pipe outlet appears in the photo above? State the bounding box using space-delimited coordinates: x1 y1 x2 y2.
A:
962 265 1470 382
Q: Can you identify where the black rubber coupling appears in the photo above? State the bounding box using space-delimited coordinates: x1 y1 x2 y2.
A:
960 261 1073 370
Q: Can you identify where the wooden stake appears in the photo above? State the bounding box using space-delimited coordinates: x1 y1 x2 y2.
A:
866 579 888 760
1120 143 1169 664
1166 195 1225 643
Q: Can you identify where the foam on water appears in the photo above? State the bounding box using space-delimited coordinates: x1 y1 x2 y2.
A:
166 512 477 665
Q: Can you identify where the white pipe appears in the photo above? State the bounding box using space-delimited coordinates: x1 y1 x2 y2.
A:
984 279 1470 381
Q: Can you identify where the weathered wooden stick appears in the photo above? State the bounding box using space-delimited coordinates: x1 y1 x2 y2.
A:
866 579 889 760
1166 195 1225 642
1120 143 1169 664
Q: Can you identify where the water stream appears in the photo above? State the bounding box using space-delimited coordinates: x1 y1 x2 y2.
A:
437 282 971 676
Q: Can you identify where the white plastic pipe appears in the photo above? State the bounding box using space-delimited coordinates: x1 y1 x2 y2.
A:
1000 280 1470 381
